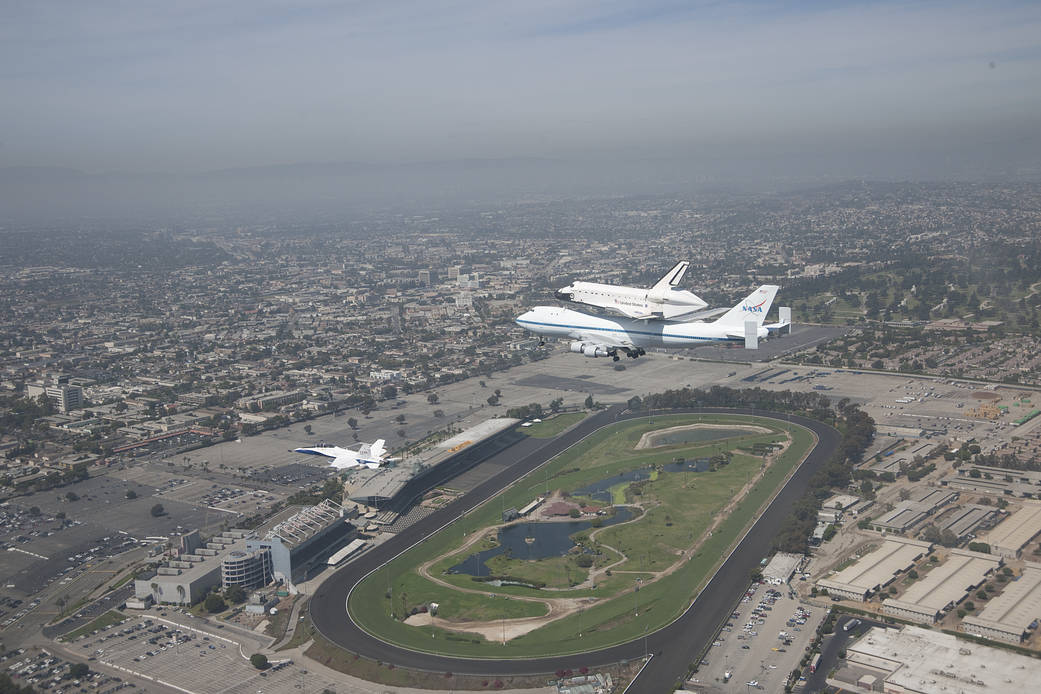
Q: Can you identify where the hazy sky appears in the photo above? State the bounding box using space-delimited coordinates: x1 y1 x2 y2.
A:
2 1 1040 174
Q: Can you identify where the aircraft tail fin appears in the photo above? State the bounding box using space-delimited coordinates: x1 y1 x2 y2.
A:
650 261 689 293
369 439 386 460
713 285 780 327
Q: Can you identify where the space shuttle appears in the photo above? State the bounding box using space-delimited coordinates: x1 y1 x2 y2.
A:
555 262 718 321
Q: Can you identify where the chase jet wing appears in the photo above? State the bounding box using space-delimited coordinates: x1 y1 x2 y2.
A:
293 445 365 470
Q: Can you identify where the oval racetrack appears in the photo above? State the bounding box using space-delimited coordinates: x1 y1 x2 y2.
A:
309 406 840 691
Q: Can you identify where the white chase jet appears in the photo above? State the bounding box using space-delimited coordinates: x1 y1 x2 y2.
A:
517 285 788 361
292 439 394 470
554 261 713 320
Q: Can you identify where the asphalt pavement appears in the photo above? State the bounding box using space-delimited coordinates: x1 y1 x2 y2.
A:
308 407 840 691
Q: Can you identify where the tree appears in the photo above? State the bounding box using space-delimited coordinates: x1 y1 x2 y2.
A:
125 489 137 500
204 592 226 613
380 384 397 400
250 653 269 670
394 414 406 424
225 584 246 604
584 394 595 409
69 662 90 678
427 393 439 405
347 417 358 429
150 503 165 517
65 491 79 502
304 424 312 435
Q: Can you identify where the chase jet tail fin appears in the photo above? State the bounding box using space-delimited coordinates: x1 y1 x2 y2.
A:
713 285 780 327
369 439 386 460
651 261 690 293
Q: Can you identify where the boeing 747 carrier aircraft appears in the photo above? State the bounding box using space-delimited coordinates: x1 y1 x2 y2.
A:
517 285 788 361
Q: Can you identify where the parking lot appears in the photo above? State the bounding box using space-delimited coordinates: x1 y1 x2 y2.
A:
690 581 826 692
70 614 347 694
4 645 133 694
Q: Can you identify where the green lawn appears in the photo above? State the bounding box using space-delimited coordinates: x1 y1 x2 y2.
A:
60 610 127 641
523 412 588 438
347 413 817 658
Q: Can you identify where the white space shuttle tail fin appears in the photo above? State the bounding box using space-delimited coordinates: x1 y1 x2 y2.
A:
651 261 689 293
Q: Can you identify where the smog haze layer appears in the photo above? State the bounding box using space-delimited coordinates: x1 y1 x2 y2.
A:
2 1 1040 222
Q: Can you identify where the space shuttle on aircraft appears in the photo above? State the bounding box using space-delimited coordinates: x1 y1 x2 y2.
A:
292 438 396 470
555 261 717 321
517 285 791 361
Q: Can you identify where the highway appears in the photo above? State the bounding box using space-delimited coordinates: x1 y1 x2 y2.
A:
309 407 840 690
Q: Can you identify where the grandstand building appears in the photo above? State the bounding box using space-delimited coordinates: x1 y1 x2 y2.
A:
245 499 358 589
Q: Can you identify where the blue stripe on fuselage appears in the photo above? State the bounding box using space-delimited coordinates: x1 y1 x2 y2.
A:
515 318 734 342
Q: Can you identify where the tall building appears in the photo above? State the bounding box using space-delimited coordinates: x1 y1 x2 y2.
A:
26 374 83 413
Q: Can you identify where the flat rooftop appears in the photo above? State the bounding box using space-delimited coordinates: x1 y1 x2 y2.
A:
964 562 1041 637
820 538 931 595
848 625 1040 693
435 418 519 451
981 502 1041 551
888 549 998 612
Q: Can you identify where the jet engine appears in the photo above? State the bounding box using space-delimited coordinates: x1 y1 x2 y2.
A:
570 341 609 358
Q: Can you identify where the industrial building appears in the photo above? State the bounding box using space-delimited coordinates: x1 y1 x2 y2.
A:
962 562 1041 643
882 548 1000 624
816 538 932 601
838 625 1040 693
935 504 1000 542
762 552 802 584
977 502 1041 559
944 463 1041 499
870 488 957 534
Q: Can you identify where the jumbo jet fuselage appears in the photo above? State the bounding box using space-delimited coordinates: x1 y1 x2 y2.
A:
517 306 768 349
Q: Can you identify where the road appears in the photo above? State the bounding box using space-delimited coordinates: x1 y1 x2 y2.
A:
308 407 840 691
803 614 883 693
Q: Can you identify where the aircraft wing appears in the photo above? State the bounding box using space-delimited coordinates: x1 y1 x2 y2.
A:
573 329 635 350
293 446 364 469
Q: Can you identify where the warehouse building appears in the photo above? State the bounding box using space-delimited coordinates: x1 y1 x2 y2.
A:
944 464 1041 499
838 625 1040 693
816 538 932 601
962 562 1041 643
978 502 1041 559
762 552 802 584
870 488 958 534
936 504 1000 542
882 548 1000 623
